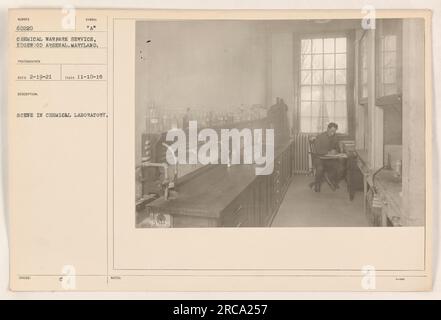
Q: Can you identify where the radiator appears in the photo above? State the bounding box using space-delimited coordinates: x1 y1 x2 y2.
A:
293 133 312 175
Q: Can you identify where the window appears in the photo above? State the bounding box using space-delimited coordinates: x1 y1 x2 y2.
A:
378 34 397 96
300 37 348 134
358 32 368 103
375 19 402 105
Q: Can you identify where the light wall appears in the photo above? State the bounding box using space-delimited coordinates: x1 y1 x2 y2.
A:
135 21 268 164
136 20 267 110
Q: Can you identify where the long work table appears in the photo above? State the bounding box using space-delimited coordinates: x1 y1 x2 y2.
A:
142 140 294 227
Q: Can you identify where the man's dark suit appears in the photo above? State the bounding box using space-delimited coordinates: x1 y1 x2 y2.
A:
313 132 345 189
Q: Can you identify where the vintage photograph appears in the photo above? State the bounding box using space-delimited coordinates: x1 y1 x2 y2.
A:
134 18 426 228
6 6 434 293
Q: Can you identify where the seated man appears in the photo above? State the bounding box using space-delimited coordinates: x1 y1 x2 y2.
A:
310 122 345 192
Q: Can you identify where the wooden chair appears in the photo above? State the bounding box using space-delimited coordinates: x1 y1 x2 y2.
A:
345 150 364 200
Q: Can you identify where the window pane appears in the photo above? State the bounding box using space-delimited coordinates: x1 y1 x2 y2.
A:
362 85 368 98
335 102 347 117
311 117 320 132
335 85 346 101
312 70 323 85
384 35 396 51
312 55 323 69
361 38 368 68
312 39 323 53
317 119 326 132
311 102 321 117
327 115 335 124
335 69 346 84
301 86 311 100
360 36 368 100
324 38 334 53
311 86 322 101
301 39 311 54
334 117 347 133
362 54 367 68
301 102 311 117
301 117 311 133
324 70 335 84
301 70 311 85
324 101 334 118
384 52 396 68
384 68 396 84
336 37 346 53
324 85 334 101
362 71 368 84
384 84 397 96
301 54 311 69
335 53 346 69
324 54 334 69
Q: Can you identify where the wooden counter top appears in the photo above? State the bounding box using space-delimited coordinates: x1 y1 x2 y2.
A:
146 141 292 219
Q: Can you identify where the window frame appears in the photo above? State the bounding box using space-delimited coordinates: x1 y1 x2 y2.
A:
375 19 403 106
296 31 354 136
358 30 369 105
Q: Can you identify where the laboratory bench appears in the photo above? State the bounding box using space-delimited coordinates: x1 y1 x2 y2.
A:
139 140 294 228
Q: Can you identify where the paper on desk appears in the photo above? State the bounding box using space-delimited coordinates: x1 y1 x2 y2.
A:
320 153 348 159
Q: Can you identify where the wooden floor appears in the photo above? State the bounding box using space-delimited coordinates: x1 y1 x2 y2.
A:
271 175 369 227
